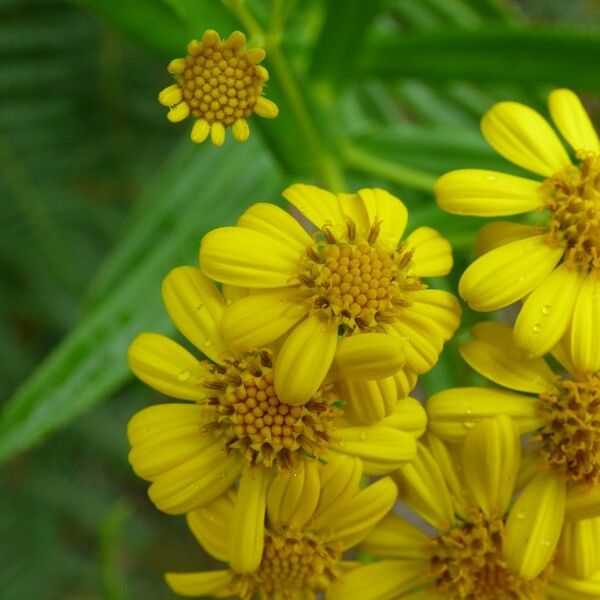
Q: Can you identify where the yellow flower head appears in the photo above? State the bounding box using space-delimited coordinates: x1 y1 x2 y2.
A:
428 321 600 520
158 30 278 146
328 417 600 600
127 267 425 515
165 457 398 599
435 89 600 372
201 185 460 405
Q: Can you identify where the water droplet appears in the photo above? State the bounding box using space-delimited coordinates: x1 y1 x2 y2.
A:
359 431 367 440
541 305 552 315
464 422 474 430
465 409 472 416
485 174 497 182
532 323 542 333
226 298 233 306
204 339 212 347
516 512 525 520
178 370 190 381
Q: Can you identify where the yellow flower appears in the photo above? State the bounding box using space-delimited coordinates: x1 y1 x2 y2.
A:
327 417 600 599
158 30 278 146
201 185 460 406
435 89 600 372
127 267 425 516
165 457 397 599
428 320 600 521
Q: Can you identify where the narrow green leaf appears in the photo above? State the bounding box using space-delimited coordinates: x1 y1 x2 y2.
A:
0 138 283 465
361 28 600 91
309 0 384 87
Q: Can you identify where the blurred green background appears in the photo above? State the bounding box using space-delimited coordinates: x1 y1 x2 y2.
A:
1 0 598 598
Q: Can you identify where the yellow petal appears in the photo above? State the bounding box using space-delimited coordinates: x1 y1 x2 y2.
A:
330 333 405 381
127 333 211 401
167 58 186 75
165 570 234 598
229 466 272 574
266 461 320 531
403 289 461 342
405 226 453 277
547 569 600 600
231 118 250 142
328 477 397 549
158 84 182 106
326 560 429 600
200 226 298 287
167 102 189 122
565 483 600 520
338 377 398 424
148 446 243 514
505 471 566 579
550 334 577 375
394 442 455 529
356 188 408 247
274 315 338 405
210 121 225 146
381 397 427 439
462 415 521 517
548 88 600 153
331 425 417 475
459 234 563 312
514 263 584 357
359 512 429 559
127 403 204 446
254 96 279 118
220 288 308 352
190 119 210 144
481 100 571 176
570 271 600 372
162 267 228 364
558 516 600 579
474 221 544 257
282 183 344 233
427 387 543 442
394 368 418 398
435 169 544 215
237 202 313 253
313 455 362 529
187 490 235 561
460 321 555 393
128 417 212 481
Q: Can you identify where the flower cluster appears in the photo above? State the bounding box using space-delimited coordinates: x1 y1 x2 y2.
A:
131 54 600 599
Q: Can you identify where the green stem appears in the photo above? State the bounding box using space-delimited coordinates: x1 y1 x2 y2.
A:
341 143 437 192
223 0 345 191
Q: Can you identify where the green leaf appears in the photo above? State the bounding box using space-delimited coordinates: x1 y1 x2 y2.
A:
309 0 384 88
0 138 283 465
361 28 600 91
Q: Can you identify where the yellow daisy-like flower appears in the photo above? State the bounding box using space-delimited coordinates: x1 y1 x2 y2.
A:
158 30 278 146
201 185 460 406
328 416 600 599
127 266 425 517
435 89 600 372
165 457 397 599
427 321 600 521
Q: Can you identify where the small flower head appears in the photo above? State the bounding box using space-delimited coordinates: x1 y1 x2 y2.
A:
165 457 397 599
435 89 600 371
328 417 597 600
127 266 422 515
200 185 460 405
158 30 278 146
427 321 600 518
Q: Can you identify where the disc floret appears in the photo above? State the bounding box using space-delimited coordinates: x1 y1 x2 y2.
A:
201 349 336 468
158 30 278 146
298 219 424 332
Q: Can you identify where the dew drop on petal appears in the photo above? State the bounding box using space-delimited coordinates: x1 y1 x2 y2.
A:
541 305 552 315
178 370 190 381
532 323 542 333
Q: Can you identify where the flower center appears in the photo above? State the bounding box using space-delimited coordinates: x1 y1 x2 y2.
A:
175 34 264 126
536 373 600 485
201 349 337 469
235 532 341 600
543 153 600 271
298 221 423 332
428 511 548 600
